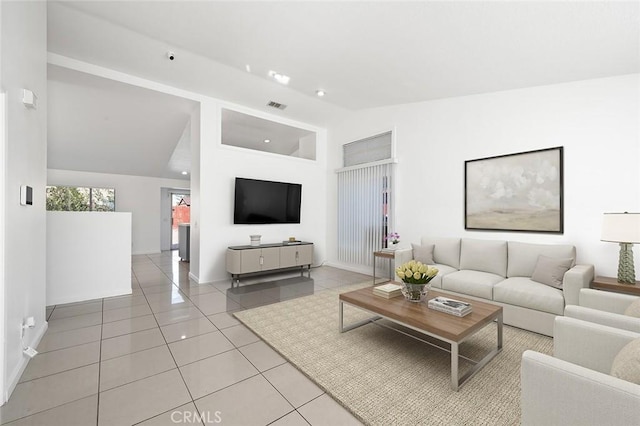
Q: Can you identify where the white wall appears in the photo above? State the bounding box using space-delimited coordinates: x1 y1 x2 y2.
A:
0 0 47 402
189 105 201 281
328 75 640 277
45 52 330 286
47 169 189 255
191 101 328 284
47 212 132 305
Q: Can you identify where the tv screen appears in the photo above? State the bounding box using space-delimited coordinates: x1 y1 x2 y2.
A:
234 178 302 224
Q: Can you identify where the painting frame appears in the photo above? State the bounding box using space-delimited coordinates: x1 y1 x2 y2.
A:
464 147 564 234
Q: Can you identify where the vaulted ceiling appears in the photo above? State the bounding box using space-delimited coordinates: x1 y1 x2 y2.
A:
46 1 639 179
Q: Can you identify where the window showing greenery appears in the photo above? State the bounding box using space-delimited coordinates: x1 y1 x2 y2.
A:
46 186 115 212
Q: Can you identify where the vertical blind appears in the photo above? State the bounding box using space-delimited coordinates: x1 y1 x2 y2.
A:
337 132 394 268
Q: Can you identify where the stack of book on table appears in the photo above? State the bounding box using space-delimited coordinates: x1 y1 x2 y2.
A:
428 296 472 317
373 283 403 299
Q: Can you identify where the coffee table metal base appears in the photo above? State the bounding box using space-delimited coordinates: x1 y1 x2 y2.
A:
339 300 503 391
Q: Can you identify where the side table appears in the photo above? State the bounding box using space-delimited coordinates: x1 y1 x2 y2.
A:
591 276 640 296
373 250 395 285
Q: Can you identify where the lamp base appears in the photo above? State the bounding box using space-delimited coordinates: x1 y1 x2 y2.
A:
617 243 636 284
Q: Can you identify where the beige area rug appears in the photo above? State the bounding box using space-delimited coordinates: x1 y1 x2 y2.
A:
235 282 553 426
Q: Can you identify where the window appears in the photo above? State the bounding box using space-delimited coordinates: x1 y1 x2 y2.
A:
337 131 395 267
46 186 115 212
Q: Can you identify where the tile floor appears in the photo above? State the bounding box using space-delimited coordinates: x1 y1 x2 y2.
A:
0 251 370 426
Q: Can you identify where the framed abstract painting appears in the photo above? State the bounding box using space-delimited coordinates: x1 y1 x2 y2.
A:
465 147 563 233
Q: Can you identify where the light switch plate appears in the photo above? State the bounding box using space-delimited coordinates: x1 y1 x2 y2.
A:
22 89 37 109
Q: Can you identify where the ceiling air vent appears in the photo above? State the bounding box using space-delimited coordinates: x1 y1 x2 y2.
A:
267 101 287 110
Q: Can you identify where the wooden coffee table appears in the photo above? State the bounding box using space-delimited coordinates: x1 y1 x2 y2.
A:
339 287 503 391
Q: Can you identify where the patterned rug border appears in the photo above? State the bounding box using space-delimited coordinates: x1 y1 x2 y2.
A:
234 281 553 426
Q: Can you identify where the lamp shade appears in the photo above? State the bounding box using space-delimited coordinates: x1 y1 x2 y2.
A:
601 213 640 243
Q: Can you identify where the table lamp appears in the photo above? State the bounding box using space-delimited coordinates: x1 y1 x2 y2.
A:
601 212 640 284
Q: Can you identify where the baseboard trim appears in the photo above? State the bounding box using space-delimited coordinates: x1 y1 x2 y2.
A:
47 287 132 306
324 261 372 276
132 250 162 256
188 272 200 284
4 321 48 404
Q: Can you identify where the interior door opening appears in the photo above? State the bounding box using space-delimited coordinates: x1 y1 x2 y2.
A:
171 193 190 250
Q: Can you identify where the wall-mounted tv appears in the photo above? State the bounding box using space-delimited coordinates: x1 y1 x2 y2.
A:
234 178 302 224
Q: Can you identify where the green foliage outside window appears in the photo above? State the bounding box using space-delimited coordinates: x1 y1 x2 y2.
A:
46 186 115 212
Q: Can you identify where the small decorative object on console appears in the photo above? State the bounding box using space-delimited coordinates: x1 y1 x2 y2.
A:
428 296 472 317
250 235 261 246
395 260 439 302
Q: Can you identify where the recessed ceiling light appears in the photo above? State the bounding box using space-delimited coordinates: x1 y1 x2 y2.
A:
264 139 271 143
181 171 188 175
245 64 251 73
316 89 326 97
268 70 290 85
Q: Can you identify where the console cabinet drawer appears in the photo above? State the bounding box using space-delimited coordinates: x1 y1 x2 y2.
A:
281 245 313 267
226 243 313 276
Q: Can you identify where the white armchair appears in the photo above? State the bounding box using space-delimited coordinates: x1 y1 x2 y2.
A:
564 288 640 332
521 317 640 426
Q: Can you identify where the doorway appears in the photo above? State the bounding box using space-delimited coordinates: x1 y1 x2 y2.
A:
171 192 190 250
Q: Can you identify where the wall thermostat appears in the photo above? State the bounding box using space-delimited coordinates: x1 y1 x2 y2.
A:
20 185 33 206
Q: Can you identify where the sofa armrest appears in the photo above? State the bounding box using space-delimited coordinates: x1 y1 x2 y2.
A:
565 305 640 333
393 248 413 269
562 264 594 306
579 288 638 314
521 350 640 426
554 316 640 374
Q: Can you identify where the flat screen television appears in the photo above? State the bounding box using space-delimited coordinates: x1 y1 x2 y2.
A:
234 178 302 224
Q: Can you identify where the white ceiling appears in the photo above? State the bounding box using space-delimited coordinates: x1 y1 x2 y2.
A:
46 1 639 179
48 64 197 180
54 1 639 109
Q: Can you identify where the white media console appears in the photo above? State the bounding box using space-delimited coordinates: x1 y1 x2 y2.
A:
226 241 313 286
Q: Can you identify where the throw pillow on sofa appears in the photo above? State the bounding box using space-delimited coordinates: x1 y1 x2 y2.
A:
610 338 640 384
412 243 435 265
624 299 640 318
531 255 574 289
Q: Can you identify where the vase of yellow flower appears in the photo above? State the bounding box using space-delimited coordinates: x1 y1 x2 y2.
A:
395 260 439 302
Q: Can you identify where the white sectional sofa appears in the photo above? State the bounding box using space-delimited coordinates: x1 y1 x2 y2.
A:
565 288 640 333
521 317 640 425
395 237 594 336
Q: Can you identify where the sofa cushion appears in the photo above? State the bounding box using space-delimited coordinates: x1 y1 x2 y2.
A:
442 270 503 300
459 239 507 277
420 237 460 269
493 277 565 315
412 243 434 265
610 338 640 384
428 264 458 289
507 241 576 278
531 255 574 289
